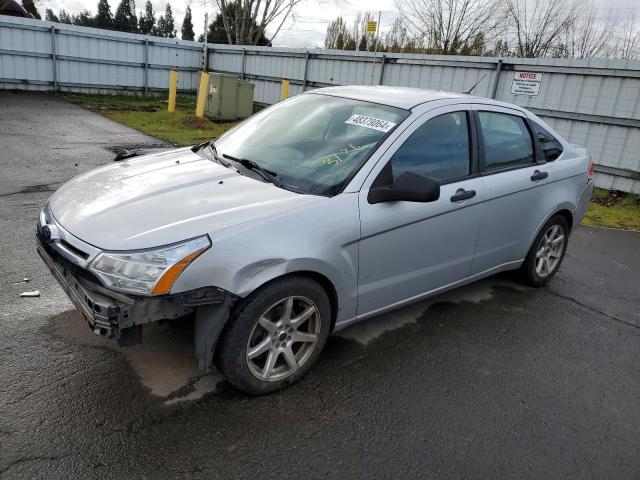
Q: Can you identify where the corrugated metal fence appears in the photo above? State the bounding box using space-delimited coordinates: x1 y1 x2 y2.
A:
0 16 202 93
2 16 639 193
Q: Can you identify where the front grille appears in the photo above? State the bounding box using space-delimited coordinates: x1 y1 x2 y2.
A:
60 239 89 259
37 235 102 286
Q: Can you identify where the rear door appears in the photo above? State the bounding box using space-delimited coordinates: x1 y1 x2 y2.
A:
357 105 484 317
469 105 558 275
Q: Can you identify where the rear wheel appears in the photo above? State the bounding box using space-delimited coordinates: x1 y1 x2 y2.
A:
520 214 569 287
215 276 331 395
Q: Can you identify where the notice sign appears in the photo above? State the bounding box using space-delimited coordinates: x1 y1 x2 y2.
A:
511 71 543 96
367 21 377 32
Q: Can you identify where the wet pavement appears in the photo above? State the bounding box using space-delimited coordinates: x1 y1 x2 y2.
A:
1 92 639 479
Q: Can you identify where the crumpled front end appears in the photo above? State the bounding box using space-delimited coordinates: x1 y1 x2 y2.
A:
36 208 230 354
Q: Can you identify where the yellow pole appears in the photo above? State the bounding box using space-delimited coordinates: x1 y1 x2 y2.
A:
280 79 289 100
195 71 209 119
168 70 177 112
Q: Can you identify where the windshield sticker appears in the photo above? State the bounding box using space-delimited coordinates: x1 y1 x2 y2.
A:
345 114 396 133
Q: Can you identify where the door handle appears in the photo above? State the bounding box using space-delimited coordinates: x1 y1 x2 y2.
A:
531 170 549 181
450 189 476 202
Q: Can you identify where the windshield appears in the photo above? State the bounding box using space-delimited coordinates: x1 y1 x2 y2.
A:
213 93 408 196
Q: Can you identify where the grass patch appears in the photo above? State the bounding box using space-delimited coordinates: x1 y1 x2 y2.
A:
64 93 237 146
583 188 640 231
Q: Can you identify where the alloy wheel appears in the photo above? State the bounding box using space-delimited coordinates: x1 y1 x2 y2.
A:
535 224 565 278
246 296 321 382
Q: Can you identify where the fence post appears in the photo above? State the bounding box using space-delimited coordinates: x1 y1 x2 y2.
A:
241 48 246 80
143 39 149 95
378 55 386 85
168 70 177 112
302 51 310 91
280 79 289 100
491 59 503 99
195 71 209 119
50 26 57 92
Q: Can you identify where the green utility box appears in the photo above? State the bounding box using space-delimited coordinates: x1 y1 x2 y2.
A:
205 73 255 121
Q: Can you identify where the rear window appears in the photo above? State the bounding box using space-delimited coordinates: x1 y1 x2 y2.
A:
478 111 535 171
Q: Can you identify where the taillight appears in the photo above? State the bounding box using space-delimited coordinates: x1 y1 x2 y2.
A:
588 159 595 178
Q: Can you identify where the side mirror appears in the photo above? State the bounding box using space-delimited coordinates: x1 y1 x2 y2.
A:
368 172 440 204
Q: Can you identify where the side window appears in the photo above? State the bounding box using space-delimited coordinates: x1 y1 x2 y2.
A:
478 111 535 171
388 111 470 183
533 122 563 162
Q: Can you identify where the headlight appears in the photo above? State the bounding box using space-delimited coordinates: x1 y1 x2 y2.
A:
89 236 210 296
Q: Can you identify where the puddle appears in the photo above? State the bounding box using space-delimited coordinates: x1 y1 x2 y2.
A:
49 276 527 401
53 312 221 403
338 276 526 345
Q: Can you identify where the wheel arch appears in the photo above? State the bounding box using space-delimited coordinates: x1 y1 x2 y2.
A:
249 270 340 330
525 206 574 254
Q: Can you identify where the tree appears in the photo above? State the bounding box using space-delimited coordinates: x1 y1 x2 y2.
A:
181 5 195 40
58 10 72 23
72 9 95 27
612 13 640 60
565 5 613 59
95 0 113 29
138 0 155 34
156 3 175 37
211 0 302 45
206 1 271 45
384 18 410 52
504 0 578 58
324 17 351 50
395 0 503 54
45 8 59 21
114 0 138 33
21 0 40 19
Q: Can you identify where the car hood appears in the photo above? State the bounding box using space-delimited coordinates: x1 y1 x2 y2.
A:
49 147 323 250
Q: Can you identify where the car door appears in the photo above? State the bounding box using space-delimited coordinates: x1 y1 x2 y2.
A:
357 105 484 318
469 105 558 275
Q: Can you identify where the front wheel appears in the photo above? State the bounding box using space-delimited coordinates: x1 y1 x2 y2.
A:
520 214 569 287
215 276 331 395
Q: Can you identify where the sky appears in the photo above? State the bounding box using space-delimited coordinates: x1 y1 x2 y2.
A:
37 0 640 48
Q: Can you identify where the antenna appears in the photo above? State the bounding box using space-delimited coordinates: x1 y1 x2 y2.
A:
463 73 488 95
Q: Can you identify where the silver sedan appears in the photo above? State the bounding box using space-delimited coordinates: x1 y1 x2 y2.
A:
37 86 594 394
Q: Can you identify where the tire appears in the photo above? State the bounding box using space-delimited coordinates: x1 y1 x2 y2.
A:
520 214 569 287
215 276 331 395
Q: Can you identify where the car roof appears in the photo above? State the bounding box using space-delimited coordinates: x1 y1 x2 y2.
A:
310 85 483 110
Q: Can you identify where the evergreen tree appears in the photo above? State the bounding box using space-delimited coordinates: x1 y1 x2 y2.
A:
114 0 137 33
72 9 94 27
138 0 155 35
156 14 166 36
58 10 72 23
22 0 41 19
181 6 194 41
161 3 175 37
45 8 59 22
95 0 113 29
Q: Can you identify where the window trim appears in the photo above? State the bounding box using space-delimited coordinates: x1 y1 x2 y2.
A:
474 110 544 177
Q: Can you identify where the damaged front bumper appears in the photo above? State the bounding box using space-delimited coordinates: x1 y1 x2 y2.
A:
37 236 228 346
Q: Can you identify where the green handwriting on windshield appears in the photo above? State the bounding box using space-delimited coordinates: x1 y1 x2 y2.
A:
319 143 376 167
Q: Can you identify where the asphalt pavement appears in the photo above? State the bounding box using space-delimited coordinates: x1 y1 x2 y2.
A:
1 91 639 479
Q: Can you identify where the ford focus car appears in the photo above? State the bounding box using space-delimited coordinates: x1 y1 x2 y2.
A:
36 86 594 394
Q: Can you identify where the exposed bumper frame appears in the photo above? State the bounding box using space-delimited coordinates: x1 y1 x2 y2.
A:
37 238 230 352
